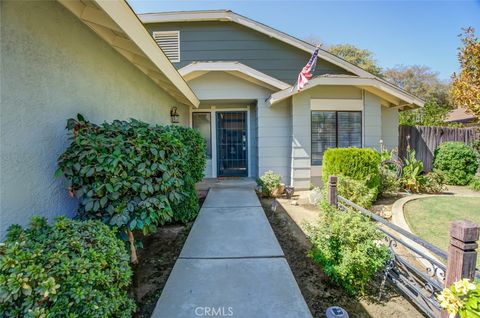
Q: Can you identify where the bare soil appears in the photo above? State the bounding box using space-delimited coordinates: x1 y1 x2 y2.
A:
261 197 426 318
129 195 206 318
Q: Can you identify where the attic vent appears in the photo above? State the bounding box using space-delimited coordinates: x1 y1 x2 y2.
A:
152 31 180 62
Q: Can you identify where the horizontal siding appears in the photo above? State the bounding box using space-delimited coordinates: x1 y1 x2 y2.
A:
145 21 352 84
381 106 399 149
364 92 382 149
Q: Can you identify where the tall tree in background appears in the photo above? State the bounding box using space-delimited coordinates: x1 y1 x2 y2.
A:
451 27 480 118
383 65 450 106
327 44 383 76
384 65 452 126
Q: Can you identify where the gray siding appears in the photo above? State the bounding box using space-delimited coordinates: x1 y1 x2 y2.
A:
0 1 187 238
144 21 352 84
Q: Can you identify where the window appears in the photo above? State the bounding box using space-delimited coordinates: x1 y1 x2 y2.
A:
311 111 362 165
192 112 212 159
152 31 180 62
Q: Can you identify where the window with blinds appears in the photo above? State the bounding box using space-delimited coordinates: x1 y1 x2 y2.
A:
152 31 180 62
311 111 362 165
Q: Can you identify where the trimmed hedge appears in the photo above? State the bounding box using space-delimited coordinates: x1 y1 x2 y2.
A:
0 217 135 317
433 142 478 185
322 148 381 190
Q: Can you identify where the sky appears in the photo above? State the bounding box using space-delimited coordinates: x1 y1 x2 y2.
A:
128 0 480 81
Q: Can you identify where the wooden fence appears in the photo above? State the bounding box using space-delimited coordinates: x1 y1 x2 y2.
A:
398 125 478 172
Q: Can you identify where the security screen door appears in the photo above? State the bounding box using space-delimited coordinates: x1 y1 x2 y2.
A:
216 111 248 177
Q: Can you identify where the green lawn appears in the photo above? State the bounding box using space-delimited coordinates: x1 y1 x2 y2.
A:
404 196 480 263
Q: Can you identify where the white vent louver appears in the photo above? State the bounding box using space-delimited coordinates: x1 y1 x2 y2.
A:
152 31 180 63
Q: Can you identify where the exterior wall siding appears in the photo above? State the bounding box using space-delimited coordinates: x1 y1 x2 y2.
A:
291 86 364 189
0 1 187 238
144 21 352 84
364 91 383 149
381 106 400 150
187 72 269 178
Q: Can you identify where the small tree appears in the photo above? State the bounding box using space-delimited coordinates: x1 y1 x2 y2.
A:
451 27 480 119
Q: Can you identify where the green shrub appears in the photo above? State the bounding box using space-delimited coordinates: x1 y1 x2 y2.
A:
256 171 281 197
162 125 206 183
56 115 204 262
322 148 381 190
306 201 390 295
0 217 135 317
379 167 400 196
423 171 447 193
400 147 427 193
469 176 480 191
337 175 377 208
160 125 206 223
433 142 479 185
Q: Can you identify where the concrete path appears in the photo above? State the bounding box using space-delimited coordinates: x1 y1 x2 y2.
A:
152 180 312 318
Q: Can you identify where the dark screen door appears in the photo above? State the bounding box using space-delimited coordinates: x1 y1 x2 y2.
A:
216 111 248 177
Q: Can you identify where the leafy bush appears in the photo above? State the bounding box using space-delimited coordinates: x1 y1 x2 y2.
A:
433 142 479 185
400 147 426 193
306 201 390 295
337 175 377 208
322 148 381 190
162 125 206 183
57 115 204 262
0 217 135 317
256 171 281 197
423 171 447 193
469 176 480 191
160 125 206 223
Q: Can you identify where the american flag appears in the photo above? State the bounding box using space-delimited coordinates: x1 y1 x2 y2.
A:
295 47 320 91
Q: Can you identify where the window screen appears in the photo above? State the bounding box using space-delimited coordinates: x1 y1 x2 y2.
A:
311 111 362 165
192 112 212 159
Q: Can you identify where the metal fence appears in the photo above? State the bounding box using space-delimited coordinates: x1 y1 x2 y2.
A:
327 176 479 318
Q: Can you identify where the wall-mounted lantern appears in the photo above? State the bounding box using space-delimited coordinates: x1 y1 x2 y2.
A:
170 107 179 123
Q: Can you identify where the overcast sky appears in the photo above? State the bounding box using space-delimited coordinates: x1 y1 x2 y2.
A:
128 0 480 80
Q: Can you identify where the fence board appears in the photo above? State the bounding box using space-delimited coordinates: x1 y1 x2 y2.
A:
398 125 478 172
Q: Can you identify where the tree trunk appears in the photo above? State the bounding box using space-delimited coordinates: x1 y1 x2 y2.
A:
127 229 138 264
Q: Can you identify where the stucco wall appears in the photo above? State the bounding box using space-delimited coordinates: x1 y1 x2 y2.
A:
0 1 189 238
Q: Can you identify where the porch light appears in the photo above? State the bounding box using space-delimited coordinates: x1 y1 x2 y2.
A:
170 107 179 123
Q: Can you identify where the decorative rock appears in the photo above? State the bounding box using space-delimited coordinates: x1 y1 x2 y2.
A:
309 188 323 205
291 200 299 206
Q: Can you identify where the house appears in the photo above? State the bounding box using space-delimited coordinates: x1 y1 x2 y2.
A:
139 10 424 188
0 0 199 238
445 107 477 125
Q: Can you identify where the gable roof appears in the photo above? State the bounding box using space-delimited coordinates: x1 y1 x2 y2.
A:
139 9 424 109
269 75 425 109
446 107 476 123
138 10 375 78
58 0 199 107
179 61 290 90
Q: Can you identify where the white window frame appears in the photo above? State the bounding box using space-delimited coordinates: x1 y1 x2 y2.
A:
152 30 180 63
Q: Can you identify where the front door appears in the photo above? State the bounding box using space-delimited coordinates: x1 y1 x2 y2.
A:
216 111 248 177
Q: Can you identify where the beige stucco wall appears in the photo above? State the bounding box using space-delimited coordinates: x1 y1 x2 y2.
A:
0 1 189 238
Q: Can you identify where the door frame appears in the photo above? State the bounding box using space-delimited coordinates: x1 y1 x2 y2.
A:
190 105 251 178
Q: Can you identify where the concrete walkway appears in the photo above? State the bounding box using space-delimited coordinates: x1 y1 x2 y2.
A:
152 180 312 318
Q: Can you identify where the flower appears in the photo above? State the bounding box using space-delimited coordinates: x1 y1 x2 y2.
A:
454 279 476 295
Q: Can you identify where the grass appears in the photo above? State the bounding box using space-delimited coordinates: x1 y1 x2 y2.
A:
404 196 480 263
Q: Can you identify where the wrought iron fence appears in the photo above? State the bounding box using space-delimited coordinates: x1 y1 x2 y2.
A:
337 195 446 317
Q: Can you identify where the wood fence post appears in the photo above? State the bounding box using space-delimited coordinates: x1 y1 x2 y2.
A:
327 176 337 208
445 220 479 287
